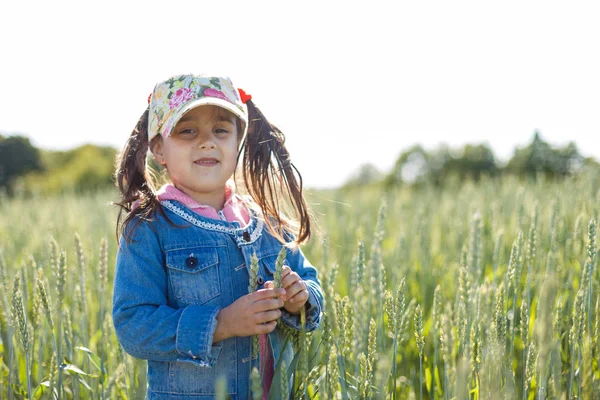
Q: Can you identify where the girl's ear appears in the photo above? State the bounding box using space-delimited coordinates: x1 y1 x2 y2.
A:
150 137 166 165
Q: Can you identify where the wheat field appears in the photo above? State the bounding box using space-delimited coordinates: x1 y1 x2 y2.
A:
1 174 600 399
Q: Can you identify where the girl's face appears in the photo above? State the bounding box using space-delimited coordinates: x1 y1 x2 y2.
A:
151 105 241 203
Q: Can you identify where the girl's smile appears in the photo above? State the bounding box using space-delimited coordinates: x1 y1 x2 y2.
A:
151 105 241 210
194 157 219 166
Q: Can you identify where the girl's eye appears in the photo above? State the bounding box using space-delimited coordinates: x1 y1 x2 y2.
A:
214 128 230 134
177 129 197 136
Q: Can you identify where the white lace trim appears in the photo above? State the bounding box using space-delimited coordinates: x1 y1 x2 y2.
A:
246 218 264 243
161 200 264 244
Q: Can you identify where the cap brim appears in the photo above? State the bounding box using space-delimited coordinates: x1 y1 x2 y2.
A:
160 97 248 139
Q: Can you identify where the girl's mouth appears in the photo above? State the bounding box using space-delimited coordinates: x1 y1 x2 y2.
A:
194 158 219 166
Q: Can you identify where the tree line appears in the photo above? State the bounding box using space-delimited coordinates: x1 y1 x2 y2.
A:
1 131 598 195
0 134 117 195
345 131 600 188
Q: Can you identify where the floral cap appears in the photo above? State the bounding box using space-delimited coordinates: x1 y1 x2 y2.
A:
147 74 248 141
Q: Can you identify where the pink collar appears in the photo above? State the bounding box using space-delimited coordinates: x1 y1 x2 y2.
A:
156 183 235 210
156 182 250 225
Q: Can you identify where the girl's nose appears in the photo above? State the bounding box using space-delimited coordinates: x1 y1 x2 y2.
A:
198 134 217 149
199 141 216 149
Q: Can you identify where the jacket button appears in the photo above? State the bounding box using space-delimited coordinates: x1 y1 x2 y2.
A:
242 231 251 242
186 256 198 268
256 276 264 285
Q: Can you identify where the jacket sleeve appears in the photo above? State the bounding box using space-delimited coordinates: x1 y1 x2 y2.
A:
112 219 222 367
279 245 324 332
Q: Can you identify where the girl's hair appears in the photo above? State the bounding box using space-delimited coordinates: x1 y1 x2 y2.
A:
115 101 312 246
239 100 311 245
114 108 168 242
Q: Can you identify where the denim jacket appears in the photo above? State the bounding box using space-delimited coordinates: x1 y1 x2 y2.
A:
112 200 323 399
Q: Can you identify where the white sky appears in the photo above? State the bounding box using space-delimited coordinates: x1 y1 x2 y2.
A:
1 0 599 188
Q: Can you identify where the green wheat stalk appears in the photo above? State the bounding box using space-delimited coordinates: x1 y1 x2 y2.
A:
11 273 32 400
250 366 262 400
414 304 424 400
55 249 66 400
248 253 260 399
99 238 108 400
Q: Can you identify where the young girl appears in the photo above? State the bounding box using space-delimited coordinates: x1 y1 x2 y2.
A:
112 74 323 399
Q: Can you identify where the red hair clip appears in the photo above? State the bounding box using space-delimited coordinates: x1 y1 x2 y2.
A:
238 88 252 104
147 93 152 104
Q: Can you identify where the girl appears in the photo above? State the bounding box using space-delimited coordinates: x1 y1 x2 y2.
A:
112 74 323 399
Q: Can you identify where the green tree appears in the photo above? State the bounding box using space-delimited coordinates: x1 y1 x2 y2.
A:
23 144 117 194
385 145 432 187
385 144 498 188
505 131 583 179
0 135 43 194
343 163 383 188
445 144 498 182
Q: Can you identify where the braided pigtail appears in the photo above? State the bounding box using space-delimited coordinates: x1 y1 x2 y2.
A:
240 100 311 246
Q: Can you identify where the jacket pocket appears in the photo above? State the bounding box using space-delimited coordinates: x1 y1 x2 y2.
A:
166 246 221 305
260 251 288 278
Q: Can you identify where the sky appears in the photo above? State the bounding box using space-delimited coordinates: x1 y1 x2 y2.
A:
1 0 599 188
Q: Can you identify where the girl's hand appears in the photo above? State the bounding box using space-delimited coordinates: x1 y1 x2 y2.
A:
214 288 286 342
265 265 309 315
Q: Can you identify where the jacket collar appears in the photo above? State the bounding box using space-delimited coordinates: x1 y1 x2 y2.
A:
160 199 264 246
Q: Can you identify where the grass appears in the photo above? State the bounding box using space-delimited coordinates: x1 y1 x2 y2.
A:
1 172 600 398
